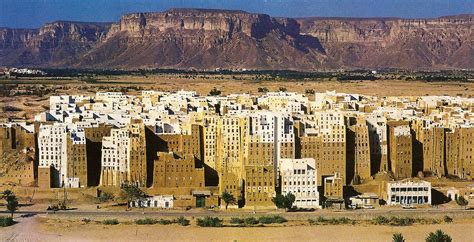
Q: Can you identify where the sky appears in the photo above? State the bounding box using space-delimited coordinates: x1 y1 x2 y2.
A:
1 0 473 28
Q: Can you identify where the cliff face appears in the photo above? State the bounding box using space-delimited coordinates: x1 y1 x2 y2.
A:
78 9 326 70
297 15 473 69
0 9 472 70
0 21 110 67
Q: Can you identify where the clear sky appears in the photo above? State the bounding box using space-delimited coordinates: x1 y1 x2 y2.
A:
1 0 472 28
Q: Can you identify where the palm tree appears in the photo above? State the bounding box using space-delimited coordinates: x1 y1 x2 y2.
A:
426 230 452 242
392 233 405 242
221 191 235 210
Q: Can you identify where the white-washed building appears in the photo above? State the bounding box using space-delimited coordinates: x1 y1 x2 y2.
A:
386 179 431 206
280 158 320 208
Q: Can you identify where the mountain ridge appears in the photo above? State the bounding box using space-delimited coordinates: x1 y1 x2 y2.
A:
0 9 472 70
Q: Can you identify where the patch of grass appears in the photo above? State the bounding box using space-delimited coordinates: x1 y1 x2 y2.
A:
102 219 119 225
244 217 259 225
0 217 15 227
135 218 157 225
175 216 190 226
196 217 223 227
230 217 244 224
258 215 287 224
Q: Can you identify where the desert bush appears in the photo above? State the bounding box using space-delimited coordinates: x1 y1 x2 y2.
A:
309 216 352 225
389 217 414 226
443 216 453 223
230 217 244 224
102 219 119 225
135 218 157 225
157 219 173 225
258 215 287 224
372 216 390 225
97 192 114 203
196 217 222 227
175 216 190 226
244 217 259 225
0 216 14 227
372 216 414 226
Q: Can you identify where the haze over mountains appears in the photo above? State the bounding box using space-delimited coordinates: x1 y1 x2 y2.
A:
0 8 472 70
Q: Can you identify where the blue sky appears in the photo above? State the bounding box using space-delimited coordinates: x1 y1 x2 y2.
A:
1 0 472 28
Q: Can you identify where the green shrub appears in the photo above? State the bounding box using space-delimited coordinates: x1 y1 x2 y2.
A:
244 217 259 225
102 219 119 225
197 217 223 227
175 216 190 226
389 217 414 226
337 217 351 225
372 216 414 226
258 215 287 224
157 219 173 225
97 192 114 203
230 217 244 224
309 216 326 225
443 215 453 223
135 218 157 225
309 216 352 225
372 216 390 225
0 216 14 227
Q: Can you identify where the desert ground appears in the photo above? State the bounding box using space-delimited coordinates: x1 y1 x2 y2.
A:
0 213 473 241
2 74 474 121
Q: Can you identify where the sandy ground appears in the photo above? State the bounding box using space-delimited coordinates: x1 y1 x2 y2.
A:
0 215 473 241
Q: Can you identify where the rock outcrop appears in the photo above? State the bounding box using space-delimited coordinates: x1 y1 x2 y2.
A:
0 9 472 70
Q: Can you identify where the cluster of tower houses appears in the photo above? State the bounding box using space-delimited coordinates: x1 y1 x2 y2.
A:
0 90 473 208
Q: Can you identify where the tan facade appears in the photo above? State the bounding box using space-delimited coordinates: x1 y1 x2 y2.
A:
84 125 112 186
66 139 88 187
299 133 346 185
244 165 275 207
129 120 147 186
38 166 52 189
348 121 371 181
422 127 446 177
153 152 204 188
158 124 203 162
0 125 36 154
388 121 413 179
446 127 474 179
100 121 147 187
324 172 343 199
203 116 218 170
0 157 35 186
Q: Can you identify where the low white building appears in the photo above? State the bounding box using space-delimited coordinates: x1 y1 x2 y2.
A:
386 179 431 206
280 158 320 208
130 195 174 209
